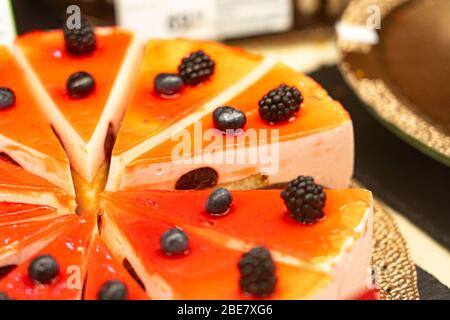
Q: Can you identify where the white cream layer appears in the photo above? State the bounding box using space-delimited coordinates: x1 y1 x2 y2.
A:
0 189 76 215
0 134 74 196
121 121 354 190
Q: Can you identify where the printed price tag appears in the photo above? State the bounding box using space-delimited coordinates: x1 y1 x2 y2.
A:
0 0 15 45
115 0 217 40
114 0 292 40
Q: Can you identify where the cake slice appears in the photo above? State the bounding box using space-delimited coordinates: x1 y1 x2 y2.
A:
100 185 373 299
0 214 76 268
84 235 148 300
120 63 353 190
100 207 330 299
0 46 74 195
0 159 76 214
0 213 96 300
15 26 142 183
0 202 58 226
106 38 271 191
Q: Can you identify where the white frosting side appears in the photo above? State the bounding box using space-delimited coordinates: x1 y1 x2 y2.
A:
0 133 74 196
311 204 373 299
121 121 354 190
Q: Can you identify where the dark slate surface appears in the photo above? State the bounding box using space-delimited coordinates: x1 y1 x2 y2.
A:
417 267 450 300
309 67 450 299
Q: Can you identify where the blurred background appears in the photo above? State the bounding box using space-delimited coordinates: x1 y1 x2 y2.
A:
9 0 347 39
1 0 449 299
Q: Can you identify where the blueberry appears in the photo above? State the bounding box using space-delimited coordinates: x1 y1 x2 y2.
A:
154 73 183 95
28 254 59 284
66 71 95 98
97 280 128 300
212 106 246 132
160 228 189 256
205 188 232 216
0 87 15 110
0 292 11 300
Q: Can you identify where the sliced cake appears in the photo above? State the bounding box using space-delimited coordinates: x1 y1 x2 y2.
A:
106 38 271 191
0 159 76 214
100 177 373 299
0 202 57 226
0 212 96 300
100 208 331 299
84 235 148 300
15 22 142 183
0 29 375 300
0 213 76 268
0 46 74 196
120 63 353 190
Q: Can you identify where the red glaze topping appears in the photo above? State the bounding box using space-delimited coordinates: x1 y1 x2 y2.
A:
84 235 148 300
0 213 95 299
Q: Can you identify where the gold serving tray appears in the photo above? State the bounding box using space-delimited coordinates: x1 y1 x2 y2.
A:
371 199 418 299
338 0 450 167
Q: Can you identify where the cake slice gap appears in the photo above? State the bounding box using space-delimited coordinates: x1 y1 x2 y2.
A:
0 202 58 226
0 159 76 214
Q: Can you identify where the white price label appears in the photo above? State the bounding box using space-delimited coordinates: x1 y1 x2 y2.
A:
114 0 292 40
0 0 15 45
216 0 293 38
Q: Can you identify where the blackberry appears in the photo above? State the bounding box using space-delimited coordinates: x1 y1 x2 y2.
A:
63 17 97 55
28 254 59 284
178 50 215 85
0 87 15 110
238 246 277 297
258 84 303 123
281 176 326 224
98 280 128 300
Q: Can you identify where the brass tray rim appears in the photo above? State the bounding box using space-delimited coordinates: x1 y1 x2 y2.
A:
370 198 419 300
337 0 450 167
